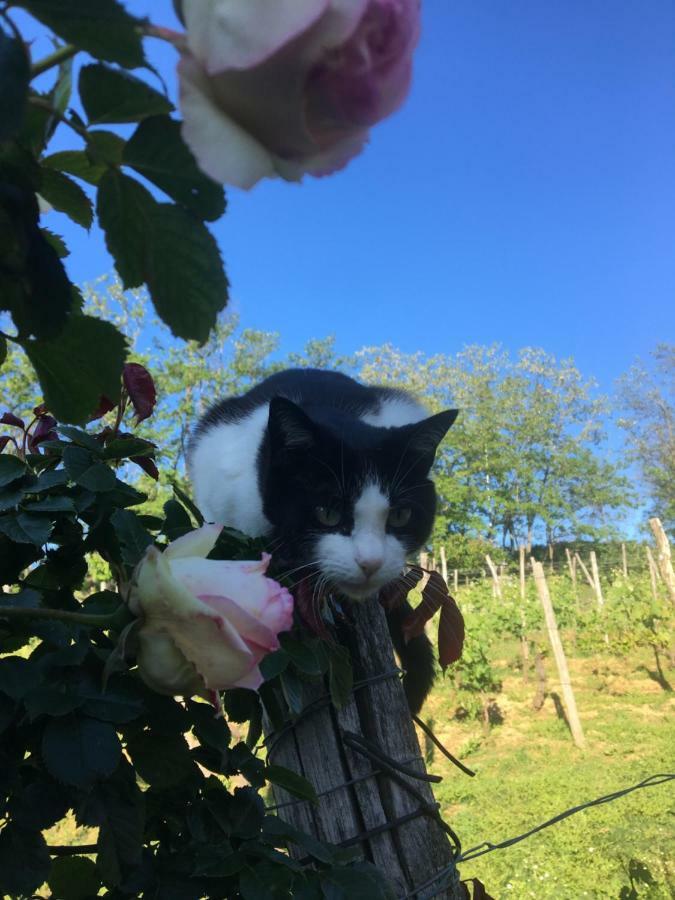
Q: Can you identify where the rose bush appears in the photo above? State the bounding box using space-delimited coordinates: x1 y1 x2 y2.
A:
129 524 294 701
177 0 421 188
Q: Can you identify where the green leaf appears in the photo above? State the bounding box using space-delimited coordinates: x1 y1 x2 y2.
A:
58 424 104 451
328 644 353 710
41 227 69 257
39 167 93 228
124 115 225 221
96 169 151 288
0 511 54 544
0 487 22 512
42 714 121 787
262 817 344 866
21 314 127 424
24 684 84 719
144 203 229 341
265 765 317 804
42 149 106 186
259 649 289 681
87 129 125 166
80 680 143 724
32 468 69 492
0 823 51 897
102 437 155 459
0 454 26 487
126 730 198 790
110 508 153 566
22 494 76 513
15 0 145 68
322 863 397 900
279 635 324 676
48 856 100 900
80 63 172 124
63 446 116 491
280 670 305 716
0 656 42 699
0 28 30 141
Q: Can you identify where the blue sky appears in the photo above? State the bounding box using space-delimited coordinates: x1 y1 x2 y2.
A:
22 0 675 394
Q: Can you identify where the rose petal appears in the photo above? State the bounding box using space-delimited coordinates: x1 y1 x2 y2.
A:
183 0 328 73
171 611 258 690
168 557 272 614
275 129 368 180
136 628 203 696
178 56 277 189
163 523 223 561
302 0 370 56
198 593 279 652
232 666 264 691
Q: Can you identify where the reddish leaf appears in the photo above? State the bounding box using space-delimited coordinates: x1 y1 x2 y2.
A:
0 435 13 452
123 362 156 423
130 454 159 480
0 412 24 429
402 569 465 671
293 578 330 640
378 567 424 610
28 415 58 453
33 403 48 417
89 394 117 421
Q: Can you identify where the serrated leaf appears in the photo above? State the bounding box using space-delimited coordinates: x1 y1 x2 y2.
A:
21 314 127 424
0 28 30 141
0 454 26 486
144 202 228 341
42 714 121 787
124 115 225 221
102 437 154 459
15 0 145 68
322 863 397 900
80 63 172 124
87 129 125 165
123 361 156 422
265 765 317 803
126 730 198 789
63 446 116 491
279 635 323 675
39 167 93 228
96 169 151 288
0 511 54 544
41 227 69 257
23 684 84 719
0 487 22 511
110 508 152 566
58 424 103 451
22 494 76 512
0 823 51 897
0 655 42 699
259 649 289 681
31 468 68 492
42 150 106 186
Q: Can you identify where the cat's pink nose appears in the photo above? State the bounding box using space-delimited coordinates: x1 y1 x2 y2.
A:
358 558 382 578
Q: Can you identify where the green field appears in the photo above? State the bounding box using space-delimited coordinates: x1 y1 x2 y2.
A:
423 642 675 899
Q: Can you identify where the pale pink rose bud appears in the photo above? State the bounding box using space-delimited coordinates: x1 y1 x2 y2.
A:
177 0 420 189
129 525 294 702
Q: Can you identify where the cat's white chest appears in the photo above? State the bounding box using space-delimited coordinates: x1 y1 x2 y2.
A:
188 405 271 536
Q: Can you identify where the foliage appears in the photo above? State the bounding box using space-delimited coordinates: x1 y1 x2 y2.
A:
616 344 675 530
0 4 228 424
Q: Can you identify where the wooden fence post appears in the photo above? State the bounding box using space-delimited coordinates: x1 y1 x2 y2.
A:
265 598 461 898
440 546 448 584
453 569 459 595
648 518 675 604
574 553 595 594
518 546 529 681
485 555 502 600
530 561 586 749
621 543 628 578
419 551 429 570
589 551 604 607
646 547 660 602
431 555 437 573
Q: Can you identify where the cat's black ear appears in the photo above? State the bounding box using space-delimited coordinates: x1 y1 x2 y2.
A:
402 409 458 465
268 397 317 452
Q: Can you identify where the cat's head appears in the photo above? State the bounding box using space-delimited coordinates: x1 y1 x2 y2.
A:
261 397 457 600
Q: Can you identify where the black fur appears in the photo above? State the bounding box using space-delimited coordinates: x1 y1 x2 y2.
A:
191 369 457 712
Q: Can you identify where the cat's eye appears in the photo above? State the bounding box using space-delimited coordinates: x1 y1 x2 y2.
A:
315 505 342 527
388 507 412 528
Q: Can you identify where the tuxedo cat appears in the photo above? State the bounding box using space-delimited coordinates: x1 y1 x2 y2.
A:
188 368 457 713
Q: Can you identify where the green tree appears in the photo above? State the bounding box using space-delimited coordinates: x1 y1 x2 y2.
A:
617 344 675 530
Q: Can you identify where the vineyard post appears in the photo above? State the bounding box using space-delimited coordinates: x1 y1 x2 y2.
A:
485 554 502 600
419 551 429 569
589 551 604 607
431 555 437 573
531 560 586 749
646 547 660 602
440 545 448 584
565 548 578 602
574 552 595 593
648 518 675 604
518 546 530 681
453 569 459 594
621 542 628 578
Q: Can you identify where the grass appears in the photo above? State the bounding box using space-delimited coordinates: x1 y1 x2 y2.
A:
421 642 675 899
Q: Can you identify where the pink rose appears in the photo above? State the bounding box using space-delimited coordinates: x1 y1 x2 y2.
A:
129 525 294 701
177 0 421 189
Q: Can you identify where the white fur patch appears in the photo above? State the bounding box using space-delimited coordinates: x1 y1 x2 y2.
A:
188 405 271 536
361 396 427 428
316 481 406 600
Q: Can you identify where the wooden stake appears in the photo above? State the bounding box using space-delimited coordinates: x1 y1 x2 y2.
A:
621 543 628 578
649 518 675 604
453 569 459 594
485 554 502 600
565 548 577 598
439 546 448 584
574 553 595 592
518 546 529 681
419 551 429 570
646 546 659 602
589 551 604 607
430 555 437 573
531 560 586 748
